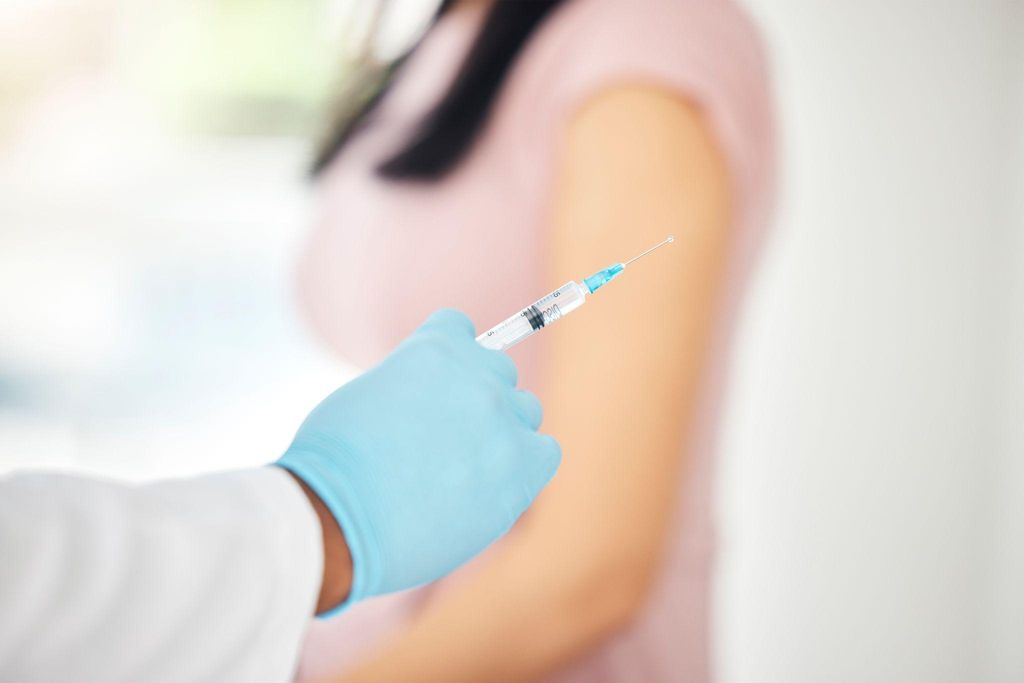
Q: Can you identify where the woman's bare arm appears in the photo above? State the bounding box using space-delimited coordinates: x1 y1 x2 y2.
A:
336 84 733 683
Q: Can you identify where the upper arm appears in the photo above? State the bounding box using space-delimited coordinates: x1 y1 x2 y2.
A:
530 84 733 585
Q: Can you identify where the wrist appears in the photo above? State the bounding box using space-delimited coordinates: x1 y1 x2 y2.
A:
277 444 385 605
283 469 353 614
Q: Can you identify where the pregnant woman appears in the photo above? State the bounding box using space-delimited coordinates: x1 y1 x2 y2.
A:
297 0 774 680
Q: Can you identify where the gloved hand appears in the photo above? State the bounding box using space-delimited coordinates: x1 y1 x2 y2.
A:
277 309 561 614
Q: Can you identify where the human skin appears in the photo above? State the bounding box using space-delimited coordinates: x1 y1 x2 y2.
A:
287 471 354 614
333 84 733 682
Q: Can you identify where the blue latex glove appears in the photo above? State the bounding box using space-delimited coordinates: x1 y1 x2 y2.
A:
277 309 561 614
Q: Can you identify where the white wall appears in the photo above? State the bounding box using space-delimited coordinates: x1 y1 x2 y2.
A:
717 2 1021 681
986 3 1024 680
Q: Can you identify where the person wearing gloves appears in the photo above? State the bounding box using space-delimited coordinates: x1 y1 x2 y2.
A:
0 309 561 683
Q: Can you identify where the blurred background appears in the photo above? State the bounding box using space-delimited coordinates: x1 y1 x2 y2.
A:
0 1 1020 682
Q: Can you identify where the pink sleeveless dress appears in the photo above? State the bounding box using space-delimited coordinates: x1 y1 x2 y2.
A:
295 1 775 680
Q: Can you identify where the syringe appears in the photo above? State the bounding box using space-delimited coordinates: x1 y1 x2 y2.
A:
477 236 675 352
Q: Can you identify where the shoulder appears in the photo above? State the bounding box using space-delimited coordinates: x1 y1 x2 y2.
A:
549 0 772 85
540 0 776 217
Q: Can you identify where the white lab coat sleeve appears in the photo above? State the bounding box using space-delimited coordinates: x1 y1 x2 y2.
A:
0 467 323 683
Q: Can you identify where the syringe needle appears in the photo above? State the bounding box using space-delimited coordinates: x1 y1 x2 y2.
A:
622 235 675 267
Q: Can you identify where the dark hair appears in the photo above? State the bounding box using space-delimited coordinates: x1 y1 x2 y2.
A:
311 0 567 181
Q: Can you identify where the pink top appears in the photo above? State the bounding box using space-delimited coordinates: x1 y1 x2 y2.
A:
295 1 774 681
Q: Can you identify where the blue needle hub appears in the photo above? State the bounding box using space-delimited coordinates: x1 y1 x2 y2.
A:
583 263 625 293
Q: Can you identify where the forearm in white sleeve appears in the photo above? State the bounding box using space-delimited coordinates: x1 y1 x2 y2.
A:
0 467 322 683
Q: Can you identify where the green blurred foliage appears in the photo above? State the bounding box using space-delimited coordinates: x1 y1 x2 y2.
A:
133 0 345 136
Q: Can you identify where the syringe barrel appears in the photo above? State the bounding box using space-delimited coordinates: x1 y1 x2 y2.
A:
477 281 588 351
